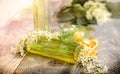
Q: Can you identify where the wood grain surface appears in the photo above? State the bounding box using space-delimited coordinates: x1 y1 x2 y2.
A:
14 52 73 74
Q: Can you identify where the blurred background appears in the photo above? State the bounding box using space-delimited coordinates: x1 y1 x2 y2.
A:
0 0 32 27
0 0 119 28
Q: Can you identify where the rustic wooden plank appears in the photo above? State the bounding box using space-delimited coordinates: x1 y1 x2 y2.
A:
0 53 24 74
14 52 73 74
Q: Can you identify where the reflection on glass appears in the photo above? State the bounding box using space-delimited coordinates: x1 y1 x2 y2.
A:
33 0 50 31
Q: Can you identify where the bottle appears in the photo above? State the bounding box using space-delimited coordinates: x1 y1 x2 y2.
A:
33 0 50 31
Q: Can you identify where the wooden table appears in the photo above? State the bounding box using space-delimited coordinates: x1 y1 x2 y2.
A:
0 5 120 74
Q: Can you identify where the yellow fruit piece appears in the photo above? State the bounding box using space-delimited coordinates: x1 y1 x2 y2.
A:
74 31 85 41
83 39 98 49
82 39 99 57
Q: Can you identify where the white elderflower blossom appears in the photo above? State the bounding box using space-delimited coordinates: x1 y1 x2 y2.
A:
12 30 53 56
78 47 108 74
84 1 111 24
92 8 111 24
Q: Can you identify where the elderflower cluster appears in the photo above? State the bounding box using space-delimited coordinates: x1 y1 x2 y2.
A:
84 1 111 24
12 30 53 56
78 45 108 74
73 30 107 73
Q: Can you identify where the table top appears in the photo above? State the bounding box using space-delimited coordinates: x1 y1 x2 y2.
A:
0 3 120 74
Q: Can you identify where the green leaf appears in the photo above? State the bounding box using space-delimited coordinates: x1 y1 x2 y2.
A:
71 4 85 17
57 6 75 22
76 17 88 25
72 0 88 6
88 17 97 24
